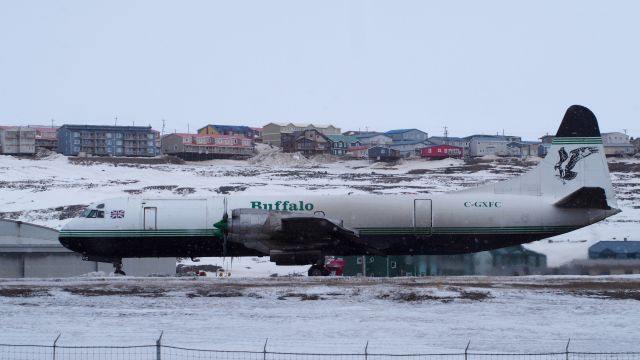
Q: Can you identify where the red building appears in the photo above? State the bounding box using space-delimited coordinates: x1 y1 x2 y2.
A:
420 144 463 159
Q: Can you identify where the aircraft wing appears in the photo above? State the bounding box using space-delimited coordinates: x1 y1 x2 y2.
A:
278 216 381 254
228 209 382 260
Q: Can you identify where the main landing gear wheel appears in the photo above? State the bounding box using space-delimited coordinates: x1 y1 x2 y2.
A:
308 265 330 277
113 262 126 276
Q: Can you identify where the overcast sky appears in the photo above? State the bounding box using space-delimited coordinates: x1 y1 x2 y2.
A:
1 0 639 139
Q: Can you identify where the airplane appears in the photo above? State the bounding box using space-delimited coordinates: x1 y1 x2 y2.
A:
59 105 620 276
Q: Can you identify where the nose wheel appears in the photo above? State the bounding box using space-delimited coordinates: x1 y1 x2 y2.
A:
113 261 126 276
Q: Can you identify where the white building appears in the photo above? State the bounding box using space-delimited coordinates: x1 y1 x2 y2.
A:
0 127 36 155
467 136 511 157
355 133 393 146
0 219 176 277
602 132 635 157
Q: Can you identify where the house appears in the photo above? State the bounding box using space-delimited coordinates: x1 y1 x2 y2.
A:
602 132 635 157
465 134 521 157
557 241 640 275
632 137 640 153
262 123 341 147
368 146 401 162
390 140 432 158
385 129 428 142
428 136 469 155
506 141 541 157
341 245 547 276
161 133 253 160
355 132 392 146
0 127 36 155
33 127 58 150
326 135 361 156
420 144 463 159
540 135 555 144
197 125 260 141
280 129 330 155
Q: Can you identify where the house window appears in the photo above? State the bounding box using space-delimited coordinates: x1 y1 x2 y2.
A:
390 261 396 269
356 257 363 264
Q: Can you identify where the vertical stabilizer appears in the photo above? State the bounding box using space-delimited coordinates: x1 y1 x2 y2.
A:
473 105 618 210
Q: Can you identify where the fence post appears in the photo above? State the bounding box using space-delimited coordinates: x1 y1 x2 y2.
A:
565 338 571 360
263 338 269 360
464 340 470 360
156 331 163 360
52 333 61 360
364 341 369 360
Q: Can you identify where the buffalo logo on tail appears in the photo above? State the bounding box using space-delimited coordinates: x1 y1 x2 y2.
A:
554 146 599 183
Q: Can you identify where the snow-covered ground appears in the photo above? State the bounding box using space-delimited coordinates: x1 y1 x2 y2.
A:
0 276 639 353
1 152 640 353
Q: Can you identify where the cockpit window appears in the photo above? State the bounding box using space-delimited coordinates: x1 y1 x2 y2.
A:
80 208 105 218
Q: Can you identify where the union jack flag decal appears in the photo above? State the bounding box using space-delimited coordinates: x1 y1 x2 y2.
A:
110 210 125 219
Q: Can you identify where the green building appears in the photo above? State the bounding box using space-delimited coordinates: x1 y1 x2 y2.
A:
342 245 546 277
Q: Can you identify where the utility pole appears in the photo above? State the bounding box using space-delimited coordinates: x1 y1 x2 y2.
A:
187 124 190 134
114 117 118 126
161 119 166 136
623 129 628 135
443 126 449 144
51 118 55 128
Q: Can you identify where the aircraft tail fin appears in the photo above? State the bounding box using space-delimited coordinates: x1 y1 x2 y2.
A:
474 105 619 210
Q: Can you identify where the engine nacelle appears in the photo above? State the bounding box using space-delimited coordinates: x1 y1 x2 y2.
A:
227 208 313 254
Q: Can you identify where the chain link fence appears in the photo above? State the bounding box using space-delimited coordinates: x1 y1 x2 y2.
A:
1 339 639 360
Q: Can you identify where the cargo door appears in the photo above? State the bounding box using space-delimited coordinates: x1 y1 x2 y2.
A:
144 207 157 230
413 199 432 235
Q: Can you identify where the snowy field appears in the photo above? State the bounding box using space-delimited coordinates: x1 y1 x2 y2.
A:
0 276 639 353
1 150 640 352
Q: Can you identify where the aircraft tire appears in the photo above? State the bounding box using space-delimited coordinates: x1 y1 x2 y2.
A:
308 266 324 277
308 265 330 277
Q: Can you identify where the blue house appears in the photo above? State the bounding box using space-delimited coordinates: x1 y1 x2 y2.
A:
589 241 640 259
385 129 428 142
57 124 157 157
326 135 361 156
368 146 400 162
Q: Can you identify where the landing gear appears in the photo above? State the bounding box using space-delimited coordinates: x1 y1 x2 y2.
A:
308 264 330 277
113 261 126 276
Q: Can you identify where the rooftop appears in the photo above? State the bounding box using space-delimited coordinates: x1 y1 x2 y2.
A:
385 128 425 135
590 241 640 254
326 135 360 143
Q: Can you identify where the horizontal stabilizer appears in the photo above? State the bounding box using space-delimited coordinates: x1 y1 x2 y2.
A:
554 187 611 210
